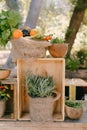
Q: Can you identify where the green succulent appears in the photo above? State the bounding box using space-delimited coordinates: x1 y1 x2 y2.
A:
26 72 55 98
51 37 65 44
65 100 83 108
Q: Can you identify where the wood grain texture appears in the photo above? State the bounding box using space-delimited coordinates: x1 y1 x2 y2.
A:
0 121 87 130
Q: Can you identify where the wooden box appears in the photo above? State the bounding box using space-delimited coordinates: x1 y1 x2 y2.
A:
17 58 65 121
0 78 17 120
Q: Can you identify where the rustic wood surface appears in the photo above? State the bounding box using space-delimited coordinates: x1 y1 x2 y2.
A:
0 117 87 130
66 69 87 79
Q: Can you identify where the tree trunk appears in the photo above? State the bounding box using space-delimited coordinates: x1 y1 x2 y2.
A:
65 0 87 57
24 0 42 28
6 0 19 11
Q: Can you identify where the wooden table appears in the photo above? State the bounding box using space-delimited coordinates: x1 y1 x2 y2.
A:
65 78 87 100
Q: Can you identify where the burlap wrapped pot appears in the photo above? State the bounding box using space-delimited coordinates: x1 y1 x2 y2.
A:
10 37 51 62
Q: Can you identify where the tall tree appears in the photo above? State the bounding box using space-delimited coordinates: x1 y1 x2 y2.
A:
65 0 87 57
24 0 42 28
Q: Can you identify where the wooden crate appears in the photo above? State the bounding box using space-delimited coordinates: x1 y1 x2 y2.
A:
17 58 65 121
0 78 17 120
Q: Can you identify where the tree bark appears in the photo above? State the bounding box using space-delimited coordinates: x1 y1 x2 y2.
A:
6 0 19 11
65 0 87 57
24 0 42 28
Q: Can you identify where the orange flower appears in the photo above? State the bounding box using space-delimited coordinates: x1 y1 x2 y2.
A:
43 35 52 41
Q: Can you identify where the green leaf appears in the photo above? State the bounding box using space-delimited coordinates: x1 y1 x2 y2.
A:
2 29 11 40
0 10 22 46
7 10 21 28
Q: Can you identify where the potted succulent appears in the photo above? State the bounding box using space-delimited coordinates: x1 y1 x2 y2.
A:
65 100 83 119
26 72 61 122
48 37 68 58
0 82 10 117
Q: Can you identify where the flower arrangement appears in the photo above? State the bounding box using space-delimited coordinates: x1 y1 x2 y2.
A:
0 83 10 102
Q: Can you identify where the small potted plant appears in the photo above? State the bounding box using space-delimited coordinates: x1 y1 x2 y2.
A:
48 37 68 58
26 72 61 122
0 82 10 117
65 100 83 119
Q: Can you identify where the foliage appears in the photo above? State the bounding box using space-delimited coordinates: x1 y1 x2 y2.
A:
71 0 87 10
66 57 80 71
0 82 10 102
65 100 82 108
0 10 21 46
76 50 87 67
51 37 65 44
26 72 55 98
0 68 7 70
66 49 87 71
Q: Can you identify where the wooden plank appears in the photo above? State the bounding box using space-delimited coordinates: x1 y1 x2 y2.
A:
17 58 65 121
0 117 87 130
66 69 87 79
69 84 76 100
65 78 87 86
1 78 17 84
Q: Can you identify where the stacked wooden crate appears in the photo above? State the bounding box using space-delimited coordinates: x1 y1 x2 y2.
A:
17 58 65 121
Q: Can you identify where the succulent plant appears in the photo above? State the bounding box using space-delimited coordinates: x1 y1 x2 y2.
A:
65 100 83 108
26 72 55 98
51 37 65 44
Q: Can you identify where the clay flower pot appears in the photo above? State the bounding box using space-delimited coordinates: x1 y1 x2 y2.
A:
0 69 11 80
48 44 68 58
65 101 83 119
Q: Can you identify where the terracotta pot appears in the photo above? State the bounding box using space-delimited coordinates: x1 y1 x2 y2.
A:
48 44 68 58
0 100 5 118
65 105 83 119
0 69 11 80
